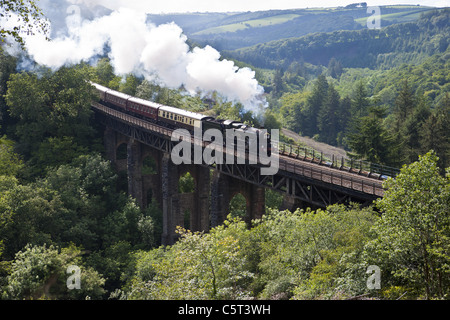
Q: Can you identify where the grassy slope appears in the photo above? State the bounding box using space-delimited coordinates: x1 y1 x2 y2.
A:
193 13 301 35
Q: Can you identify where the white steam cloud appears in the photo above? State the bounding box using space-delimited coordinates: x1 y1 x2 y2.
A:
2 5 267 113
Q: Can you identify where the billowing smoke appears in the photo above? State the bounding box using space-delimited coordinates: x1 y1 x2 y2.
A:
2 2 267 114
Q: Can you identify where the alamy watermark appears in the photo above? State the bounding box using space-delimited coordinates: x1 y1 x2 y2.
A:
366 265 381 290
367 6 382 30
67 265 81 290
171 126 279 176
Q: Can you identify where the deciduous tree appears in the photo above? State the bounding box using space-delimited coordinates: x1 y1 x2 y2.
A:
373 152 450 299
0 0 49 47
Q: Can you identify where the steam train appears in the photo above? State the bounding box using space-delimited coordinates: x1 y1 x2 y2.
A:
91 82 271 157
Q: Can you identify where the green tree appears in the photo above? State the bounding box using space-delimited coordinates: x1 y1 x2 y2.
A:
0 136 23 176
128 221 253 300
292 205 378 300
253 205 378 300
351 81 370 119
42 154 145 251
272 69 285 98
336 96 351 147
305 74 328 137
394 80 416 130
4 244 105 300
0 48 17 134
263 110 281 131
5 67 96 166
347 106 397 165
0 179 67 259
420 93 450 171
94 58 116 87
119 74 140 96
328 58 343 79
31 136 89 176
0 0 49 47
280 91 308 134
373 152 450 299
402 97 431 163
317 84 340 145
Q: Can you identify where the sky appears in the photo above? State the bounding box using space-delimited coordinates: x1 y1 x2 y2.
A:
90 0 449 13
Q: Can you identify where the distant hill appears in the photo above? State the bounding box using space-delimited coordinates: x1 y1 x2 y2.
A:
147 5 438 51
224 9 449 70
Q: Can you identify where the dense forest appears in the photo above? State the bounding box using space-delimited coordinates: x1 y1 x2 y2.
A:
150 5 437 51
0 5 449 301
227 9 449 69
238 10 450 170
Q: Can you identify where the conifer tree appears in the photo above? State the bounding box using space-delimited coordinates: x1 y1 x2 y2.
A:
305 74 328 137
318 84 340 145
347 106 396 165
420 93 450 171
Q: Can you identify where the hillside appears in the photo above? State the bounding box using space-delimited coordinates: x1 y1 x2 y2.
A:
147 5 437 51
225 9 449 70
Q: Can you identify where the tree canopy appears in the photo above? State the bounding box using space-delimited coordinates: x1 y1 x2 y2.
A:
0 0 49 47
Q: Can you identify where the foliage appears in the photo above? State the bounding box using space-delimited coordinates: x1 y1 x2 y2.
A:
370 152 450 299
0 0 49 47
347 106 397 165
5 66 98 176
0 6 449 301
3 244 105 300
420 94 450 172
229 9 449 70
0 177 67 259
0 154 154 259
0 135 23 176
128 221 253 300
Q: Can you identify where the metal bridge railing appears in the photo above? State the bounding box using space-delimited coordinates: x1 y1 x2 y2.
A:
92 102 392 195
274 141 400 179
278 157 384 197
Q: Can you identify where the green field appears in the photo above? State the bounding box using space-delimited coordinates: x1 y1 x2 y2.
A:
193 13 301 35
354 7 434 26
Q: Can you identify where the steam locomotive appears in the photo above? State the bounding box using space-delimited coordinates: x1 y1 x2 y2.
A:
91 82 271 157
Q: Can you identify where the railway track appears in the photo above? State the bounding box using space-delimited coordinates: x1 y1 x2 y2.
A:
93 102 386 197
279 154 384 197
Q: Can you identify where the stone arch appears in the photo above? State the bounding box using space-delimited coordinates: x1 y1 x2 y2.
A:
113 142 129 193
178 170 195 194
211 171 265 228
142 155 158 176
141 148 163 209
229 192 248 219
116 142 127 161
176 170 196 231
